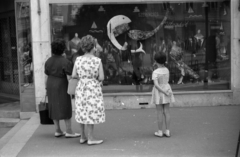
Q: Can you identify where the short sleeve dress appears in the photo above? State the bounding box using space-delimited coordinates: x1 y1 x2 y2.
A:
45 55 73 120
151 67 175 105
75 56 105 124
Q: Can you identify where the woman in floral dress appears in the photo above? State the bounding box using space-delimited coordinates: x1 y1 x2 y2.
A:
72 35 105 145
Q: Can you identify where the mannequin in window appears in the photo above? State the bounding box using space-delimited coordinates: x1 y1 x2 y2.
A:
194 29 205 54
94 38 103 58
120 41 133 84
169 41 185 84
170 41 199 84
158 37 167 53
150 39 157 64
194 29 204 41
22 42 32 86
185 36 196 58
104 41 118 81
157 37 168 63
166 35 173 63
219 31 229 60
69 33 81 55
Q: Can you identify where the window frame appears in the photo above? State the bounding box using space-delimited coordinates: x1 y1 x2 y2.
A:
48 0 233 95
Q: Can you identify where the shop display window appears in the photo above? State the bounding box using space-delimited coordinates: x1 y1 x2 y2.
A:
15 1 36 111
50 1 231 93
16 2 33 87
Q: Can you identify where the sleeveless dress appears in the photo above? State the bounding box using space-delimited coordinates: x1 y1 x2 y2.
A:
74 56 105 124
151 67 175 105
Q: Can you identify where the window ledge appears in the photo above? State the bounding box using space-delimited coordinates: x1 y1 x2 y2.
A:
103 90 233 97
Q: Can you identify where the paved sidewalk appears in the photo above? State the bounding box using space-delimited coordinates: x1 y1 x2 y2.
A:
1 106 240 157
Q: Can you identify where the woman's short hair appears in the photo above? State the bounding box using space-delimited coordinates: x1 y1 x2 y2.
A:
51 39 66 55
80 35 95 53
154 52 166 64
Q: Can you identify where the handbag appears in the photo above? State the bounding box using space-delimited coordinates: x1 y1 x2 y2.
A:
67 78 78 95
38 96 54 125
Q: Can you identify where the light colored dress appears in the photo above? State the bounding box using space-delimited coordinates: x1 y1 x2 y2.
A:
75 56 105 124
151 67 175 105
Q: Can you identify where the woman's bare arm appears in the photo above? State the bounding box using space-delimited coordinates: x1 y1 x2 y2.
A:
98 61 104 81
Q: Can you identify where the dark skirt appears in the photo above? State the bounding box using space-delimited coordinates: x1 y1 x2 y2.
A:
46 76 72 120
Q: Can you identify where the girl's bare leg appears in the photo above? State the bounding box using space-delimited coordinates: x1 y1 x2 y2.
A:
156 105 164 131
163 103 171 136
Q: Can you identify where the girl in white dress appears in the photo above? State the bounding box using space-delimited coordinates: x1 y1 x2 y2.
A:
151 53 175 137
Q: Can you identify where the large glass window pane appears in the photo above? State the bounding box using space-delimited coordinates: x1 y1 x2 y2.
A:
16 1 35 111
50 1 231 93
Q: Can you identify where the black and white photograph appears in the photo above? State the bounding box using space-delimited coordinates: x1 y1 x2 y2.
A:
0 0 239 157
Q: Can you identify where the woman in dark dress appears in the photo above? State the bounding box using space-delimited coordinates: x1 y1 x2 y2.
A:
45 39 80 138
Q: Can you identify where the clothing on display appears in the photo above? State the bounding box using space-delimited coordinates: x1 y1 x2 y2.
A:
132 52 143 85
194 30 205 51
170 41 199 84
185 37 196 54
49 2 231 90
69 33 81 54
121 42 132 62
158 40 167 54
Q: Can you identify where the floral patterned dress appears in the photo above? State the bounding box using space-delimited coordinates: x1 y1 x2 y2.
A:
75 56 105 124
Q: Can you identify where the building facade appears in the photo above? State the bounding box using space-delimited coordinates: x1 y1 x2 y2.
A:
0 0 19 97
14 0 240 116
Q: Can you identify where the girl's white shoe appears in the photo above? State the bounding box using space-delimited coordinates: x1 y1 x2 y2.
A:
164 130 171 137
154 130 163 137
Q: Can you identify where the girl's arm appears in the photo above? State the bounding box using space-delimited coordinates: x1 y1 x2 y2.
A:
153 79 169 96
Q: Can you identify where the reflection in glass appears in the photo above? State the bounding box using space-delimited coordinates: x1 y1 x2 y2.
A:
50 1 231 93
16 2 35 111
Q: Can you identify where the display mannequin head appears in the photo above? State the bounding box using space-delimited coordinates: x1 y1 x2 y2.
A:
195 29 204 39
75 33 78 38
173 41 177 46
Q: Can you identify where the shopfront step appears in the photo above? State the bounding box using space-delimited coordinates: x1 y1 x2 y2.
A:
0 110 20 119
0 118 20 128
